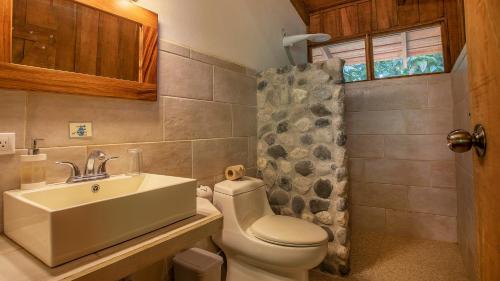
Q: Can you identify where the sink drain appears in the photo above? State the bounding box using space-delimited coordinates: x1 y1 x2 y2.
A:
91 184 100 193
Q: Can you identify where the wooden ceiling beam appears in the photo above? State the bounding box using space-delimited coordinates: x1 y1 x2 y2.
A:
290 0 310 25
305 0 360 13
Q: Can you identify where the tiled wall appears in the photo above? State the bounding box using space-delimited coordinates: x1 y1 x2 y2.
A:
345 74 458 242
0 41 258 232
451 47 477 280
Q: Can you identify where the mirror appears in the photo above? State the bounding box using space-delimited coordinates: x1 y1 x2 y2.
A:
0 0 158 100
12 0 140 81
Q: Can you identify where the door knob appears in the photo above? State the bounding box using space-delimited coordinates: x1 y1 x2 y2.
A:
447 124 486 157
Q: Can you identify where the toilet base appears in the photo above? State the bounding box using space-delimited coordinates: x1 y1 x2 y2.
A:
226 256 309 281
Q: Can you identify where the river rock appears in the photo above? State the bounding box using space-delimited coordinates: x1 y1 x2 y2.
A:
295 160 315 176
315 211 333 225
313 179 333 198
267 145 287 159
293 176 313 194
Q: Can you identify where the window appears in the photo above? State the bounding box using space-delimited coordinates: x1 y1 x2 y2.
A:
373 25 444 79
311 24 445 82
312 38 367 83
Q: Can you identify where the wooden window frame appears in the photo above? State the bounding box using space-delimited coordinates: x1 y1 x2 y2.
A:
308 19 448 83
0 0 159 101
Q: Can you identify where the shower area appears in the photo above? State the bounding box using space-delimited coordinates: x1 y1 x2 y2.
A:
256 58 349 275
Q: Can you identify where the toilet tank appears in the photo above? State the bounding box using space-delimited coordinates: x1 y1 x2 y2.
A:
213 177 273 229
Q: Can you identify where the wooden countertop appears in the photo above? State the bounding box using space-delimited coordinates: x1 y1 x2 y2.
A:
0 198 223 281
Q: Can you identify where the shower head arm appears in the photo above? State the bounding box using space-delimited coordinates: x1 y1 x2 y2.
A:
282 33 331 47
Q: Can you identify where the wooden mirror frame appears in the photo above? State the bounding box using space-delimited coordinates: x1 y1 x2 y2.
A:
0 0 158 101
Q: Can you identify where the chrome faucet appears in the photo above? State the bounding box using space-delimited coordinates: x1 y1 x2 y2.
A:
84 150 106 175
56 150 118 184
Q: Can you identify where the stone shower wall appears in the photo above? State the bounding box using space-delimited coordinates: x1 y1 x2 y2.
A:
256 59 349 275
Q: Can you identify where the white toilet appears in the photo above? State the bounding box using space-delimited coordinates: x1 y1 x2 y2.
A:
212 177 328 281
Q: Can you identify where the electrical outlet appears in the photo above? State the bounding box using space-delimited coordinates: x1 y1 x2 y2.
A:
0 133 15 155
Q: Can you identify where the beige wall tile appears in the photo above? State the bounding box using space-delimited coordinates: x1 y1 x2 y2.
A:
213 174 226 184
0 150 26 232
428 75 453 109
163 97 232 140
40 146 88 184
347 135 384 158
246 167 257 177
190 50 246 73
248 136 257 168
364 159 431 186
453 99 472 131
456 165 477 280
431 161 456 188
26 93 163 147
346 111 405 135
408 187 457 216
456 167 474 225
451 56 469 104
386 209 457 242
232 105 257 137
193 138 248 179
453 49 478 281
344 87 364 112
88 142 192 178
349 158 364 182
351 205 386 233
158 52 213 100
158 40 190 57
0 150 27 192
197 176 215 188
364 84 428 111
384 135 453 161
352 182 409 210
456 149 473 176
453 90 473 175
346 73 457 244
0 90 27 148
349 75 429 89
403 109 453 134
214 67 256 105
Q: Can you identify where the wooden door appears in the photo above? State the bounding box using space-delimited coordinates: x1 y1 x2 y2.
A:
464 1 500 280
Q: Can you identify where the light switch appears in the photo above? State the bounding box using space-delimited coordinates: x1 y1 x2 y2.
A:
0 133 16 155
69 122 93 138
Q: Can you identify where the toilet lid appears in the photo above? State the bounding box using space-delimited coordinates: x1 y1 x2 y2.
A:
249 215 328 247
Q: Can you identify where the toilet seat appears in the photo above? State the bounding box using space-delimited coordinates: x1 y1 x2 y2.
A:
248 215 328 247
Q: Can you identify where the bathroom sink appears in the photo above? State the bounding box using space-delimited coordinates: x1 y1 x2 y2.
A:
3 173 197 267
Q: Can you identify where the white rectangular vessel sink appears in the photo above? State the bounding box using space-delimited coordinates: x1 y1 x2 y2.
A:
3 173 196 267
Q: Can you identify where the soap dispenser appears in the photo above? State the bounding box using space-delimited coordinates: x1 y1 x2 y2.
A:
20 138 47 190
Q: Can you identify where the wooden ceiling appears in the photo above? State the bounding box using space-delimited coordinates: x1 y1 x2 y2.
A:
304 0 359 12
290 0 466 74
290 0 359 24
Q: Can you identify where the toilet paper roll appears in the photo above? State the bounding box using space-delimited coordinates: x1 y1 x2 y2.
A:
225 165 246 181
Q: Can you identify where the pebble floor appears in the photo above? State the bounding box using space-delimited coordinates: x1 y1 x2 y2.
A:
310 231 468 281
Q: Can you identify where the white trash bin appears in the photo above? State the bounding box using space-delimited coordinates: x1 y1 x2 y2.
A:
173 248 223 281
